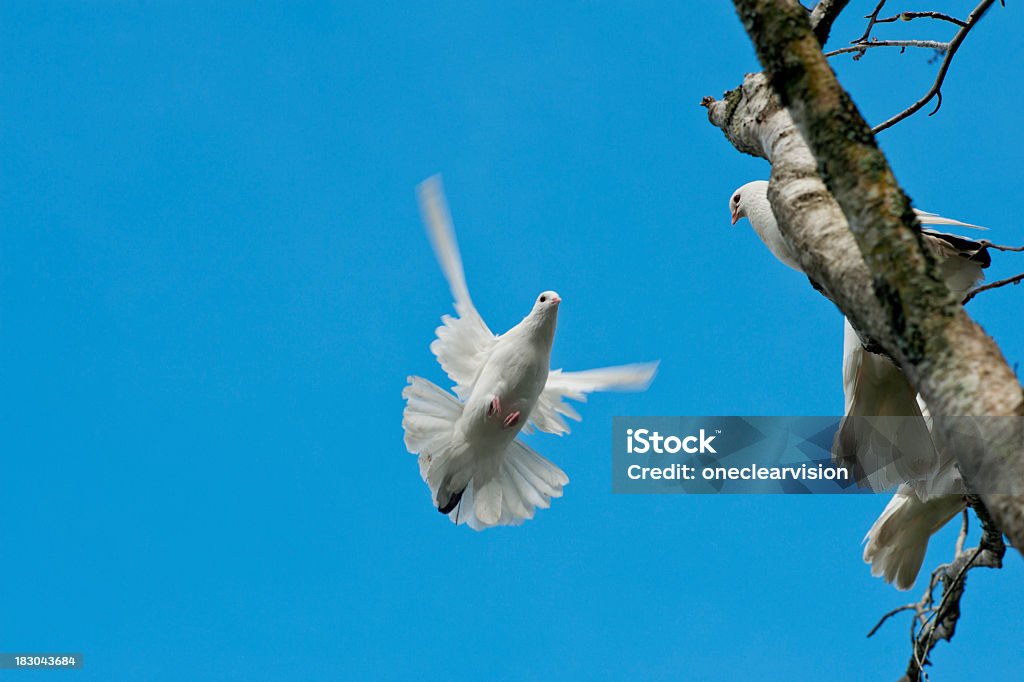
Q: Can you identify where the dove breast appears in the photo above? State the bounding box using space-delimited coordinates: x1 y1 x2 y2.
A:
461 334 550 434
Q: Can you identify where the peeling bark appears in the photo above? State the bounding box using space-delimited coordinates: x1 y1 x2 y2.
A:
702 0 1024 551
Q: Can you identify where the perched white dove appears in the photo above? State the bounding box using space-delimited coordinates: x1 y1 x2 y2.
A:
403 175 658 530
729 179 990 589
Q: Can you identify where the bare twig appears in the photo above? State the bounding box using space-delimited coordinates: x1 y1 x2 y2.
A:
853 0 890 44
954 509 968 556
872 0 999 133
875 11 968 27
868 603 916 638
868 498 1005 682
963 271 1024 305
978 239 1024 253
824 39 947 58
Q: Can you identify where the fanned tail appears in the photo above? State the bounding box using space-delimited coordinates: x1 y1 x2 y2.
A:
863 488 965 590
402 376 473 514
402 377 568 530
460 438 569 531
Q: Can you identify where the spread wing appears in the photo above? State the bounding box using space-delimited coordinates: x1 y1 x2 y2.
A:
416 175 497 400
525 362 659 436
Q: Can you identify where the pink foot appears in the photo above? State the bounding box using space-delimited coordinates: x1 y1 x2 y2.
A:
488 395 501 418
503 411 521 429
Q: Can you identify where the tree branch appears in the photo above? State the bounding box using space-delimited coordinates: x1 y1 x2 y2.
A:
871 0 999 132
824 40 948 59
977 239 1024 254
853 0 889 44
963 271 1024 305
809 0 852 45
704 0 1024 549
866 500 1005 681
875 11 968 28
704 2 1020 676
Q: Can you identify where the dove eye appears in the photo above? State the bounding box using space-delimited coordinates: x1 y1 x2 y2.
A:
540 295 547 303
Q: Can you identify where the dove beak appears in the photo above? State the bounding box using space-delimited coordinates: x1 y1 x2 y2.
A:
551 295 561 305
730 209 740 225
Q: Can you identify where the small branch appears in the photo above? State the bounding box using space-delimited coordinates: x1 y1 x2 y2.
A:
962 271 1024 305
853 0 889 44
968 493 1007 558
810 0 853 45
868 603 916 638
978 239 1024 253
868 499 1005 682
824 39 947 59
872 0 999 133
875 11 968 28
954 509 968 556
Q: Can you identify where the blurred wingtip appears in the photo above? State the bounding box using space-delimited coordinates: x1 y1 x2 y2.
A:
416 173 444 198
638 359 660 382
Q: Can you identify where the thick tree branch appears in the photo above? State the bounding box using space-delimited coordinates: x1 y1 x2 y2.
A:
703 1 1024 550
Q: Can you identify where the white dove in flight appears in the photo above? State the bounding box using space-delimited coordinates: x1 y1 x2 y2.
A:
729 179 989 589
403 175 658 530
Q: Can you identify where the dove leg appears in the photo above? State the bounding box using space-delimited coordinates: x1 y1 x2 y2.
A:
503 411 521 429
488 395 501 418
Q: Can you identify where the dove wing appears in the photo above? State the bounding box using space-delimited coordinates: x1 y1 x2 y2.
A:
921 230 990 299
525 362 659 436
914 208 986 230
417 175 497 400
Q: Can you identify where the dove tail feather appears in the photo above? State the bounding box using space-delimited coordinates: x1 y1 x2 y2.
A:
452 441 568 530
471 438 569 528
402 376 569 531
914 208 986 231
438 488 464 515
402 376 471 514
864 489 965 590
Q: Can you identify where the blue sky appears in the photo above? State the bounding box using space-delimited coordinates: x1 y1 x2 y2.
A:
2 2 1022 680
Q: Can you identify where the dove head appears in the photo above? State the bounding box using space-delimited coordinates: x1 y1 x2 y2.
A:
729 180 770 226
521 290 561 337
728 179 803 272
532 290 561 314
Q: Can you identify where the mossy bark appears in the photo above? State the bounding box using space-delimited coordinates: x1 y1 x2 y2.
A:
705 0 1024 550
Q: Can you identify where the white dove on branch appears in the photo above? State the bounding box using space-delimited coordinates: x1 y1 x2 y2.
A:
729 179 990 590
402 175 659 531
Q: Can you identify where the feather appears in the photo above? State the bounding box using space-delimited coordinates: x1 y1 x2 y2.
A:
416 175 497 400
528 362 660 436
402 175 655 530
730 180 986 589
914 208 986 230
864 488 965 590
